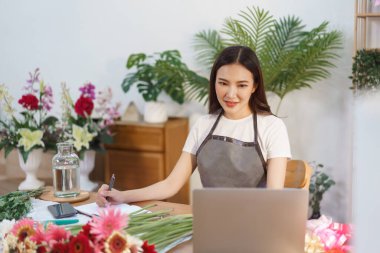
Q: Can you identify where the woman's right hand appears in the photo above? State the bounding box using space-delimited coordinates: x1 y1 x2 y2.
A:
96 184 125 207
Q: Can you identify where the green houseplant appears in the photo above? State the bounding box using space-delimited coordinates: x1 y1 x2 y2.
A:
309 162 336 219
350 48 380 91
190 6 343 112
121 49 208 103
121 49 208 122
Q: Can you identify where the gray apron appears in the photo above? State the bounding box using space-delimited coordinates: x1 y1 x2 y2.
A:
196 111 267 187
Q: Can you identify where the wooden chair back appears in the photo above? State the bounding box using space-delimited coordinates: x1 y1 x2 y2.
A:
284 160 312 189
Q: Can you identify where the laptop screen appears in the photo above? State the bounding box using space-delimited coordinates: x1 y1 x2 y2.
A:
192 188 308 253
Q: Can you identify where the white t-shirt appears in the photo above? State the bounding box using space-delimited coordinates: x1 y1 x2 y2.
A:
183 113 291 161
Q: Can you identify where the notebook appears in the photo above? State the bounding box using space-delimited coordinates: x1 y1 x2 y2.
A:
192 188 309 253
75 202 142 217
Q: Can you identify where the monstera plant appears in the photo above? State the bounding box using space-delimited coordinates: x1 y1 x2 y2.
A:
189 6 343 112
122 50 208 103
122 49 208 122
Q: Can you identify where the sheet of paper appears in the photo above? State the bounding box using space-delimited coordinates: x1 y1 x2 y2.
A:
75 202 142 217
27 198 91 225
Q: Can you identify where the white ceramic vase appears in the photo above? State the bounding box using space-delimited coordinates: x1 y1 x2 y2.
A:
144 101 168 123
17 148 45 190
79 150 98 191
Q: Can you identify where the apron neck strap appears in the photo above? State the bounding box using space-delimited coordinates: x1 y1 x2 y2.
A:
253 112 258 143
208 111 223 136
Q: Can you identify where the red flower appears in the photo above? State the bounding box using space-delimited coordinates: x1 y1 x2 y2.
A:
68 234 93 253
37 246 47 253
18 94 39 110
75 95 94 118
142 241 157 253
78 223 92 239
50 242 68 253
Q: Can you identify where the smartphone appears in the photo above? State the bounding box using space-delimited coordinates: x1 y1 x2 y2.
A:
47 203 77 219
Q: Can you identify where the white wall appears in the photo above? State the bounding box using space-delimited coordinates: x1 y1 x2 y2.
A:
0 0 355 222
353 92 380 253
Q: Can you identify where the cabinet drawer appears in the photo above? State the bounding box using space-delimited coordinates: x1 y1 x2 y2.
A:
108 124 164 152
106 150 165 191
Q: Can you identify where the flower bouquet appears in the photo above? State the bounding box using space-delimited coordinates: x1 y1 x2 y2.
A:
60 82 120 190
0 69 59 189
60 82 120 159
1 205 193 253
0 68 59 163
305 215 352 253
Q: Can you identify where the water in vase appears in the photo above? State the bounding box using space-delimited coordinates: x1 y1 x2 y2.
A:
53 164 80 198
52 142 80 198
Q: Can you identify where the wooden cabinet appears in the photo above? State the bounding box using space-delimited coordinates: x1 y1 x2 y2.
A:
105 118 189 204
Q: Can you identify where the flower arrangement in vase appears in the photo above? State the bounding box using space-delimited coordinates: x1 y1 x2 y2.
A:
60 82 120 191
0 69 59 190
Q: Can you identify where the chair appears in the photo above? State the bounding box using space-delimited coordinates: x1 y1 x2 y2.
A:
284 160 312 189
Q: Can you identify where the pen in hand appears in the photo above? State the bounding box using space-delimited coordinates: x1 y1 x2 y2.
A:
106 173 115 202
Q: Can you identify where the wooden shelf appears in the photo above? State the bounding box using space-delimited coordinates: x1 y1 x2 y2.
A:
357 13 380 17
354 0 380 51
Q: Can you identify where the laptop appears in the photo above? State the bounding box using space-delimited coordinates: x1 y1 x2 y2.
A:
192 188 308 253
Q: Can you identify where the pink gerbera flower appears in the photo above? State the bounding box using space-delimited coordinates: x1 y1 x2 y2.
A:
10 218 36 242
30 225 46 244
45 223 70 245
90 207 128 241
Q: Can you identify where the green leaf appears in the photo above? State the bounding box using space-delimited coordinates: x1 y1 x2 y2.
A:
0 119 10 128
126 53 147 69
100 132 113 144
184 71 209 105
4 145 14 158
0 140 6 151
193 29 226 71
0 188 44 221
20 149 30 163
42 116 59 126
351 49 380 90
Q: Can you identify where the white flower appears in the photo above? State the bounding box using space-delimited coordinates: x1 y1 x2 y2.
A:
17 129 44 151
0 84 15 116
127 234 143 250
4 233 17 249
93 87 113 118
0 219 16 240
72 124 96 151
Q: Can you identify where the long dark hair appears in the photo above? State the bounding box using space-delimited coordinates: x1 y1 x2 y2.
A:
208 45 272 115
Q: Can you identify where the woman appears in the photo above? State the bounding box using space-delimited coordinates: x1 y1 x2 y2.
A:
96 45 291 206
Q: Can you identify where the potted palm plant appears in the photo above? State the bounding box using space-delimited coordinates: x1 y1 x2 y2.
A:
189 6 343 113
121 50 208 123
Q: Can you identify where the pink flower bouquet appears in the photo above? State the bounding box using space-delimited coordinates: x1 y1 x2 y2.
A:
305 215 352 253
2 207 157 253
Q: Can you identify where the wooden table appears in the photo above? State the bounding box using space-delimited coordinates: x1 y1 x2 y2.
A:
0 179 193 253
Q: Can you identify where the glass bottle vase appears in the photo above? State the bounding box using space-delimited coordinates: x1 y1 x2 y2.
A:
52 142 80 198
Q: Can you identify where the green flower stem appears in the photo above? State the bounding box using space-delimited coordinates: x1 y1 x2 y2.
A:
135 223 192 240
66 207 193 251
155 231 193 250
